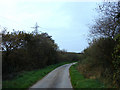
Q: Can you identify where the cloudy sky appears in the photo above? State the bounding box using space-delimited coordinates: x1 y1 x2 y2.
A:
0 0 103 52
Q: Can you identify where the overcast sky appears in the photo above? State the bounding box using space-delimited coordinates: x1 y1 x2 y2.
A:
0 0 103 52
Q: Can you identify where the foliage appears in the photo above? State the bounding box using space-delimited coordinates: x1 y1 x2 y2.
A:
90 1 120 38
3 62 70 88
70 64 105 88
83 38 115 67
2 29 79 80
112 34 120 87
2 30 59 76
57 51 80 63
78 1 120 88
78 37 117 87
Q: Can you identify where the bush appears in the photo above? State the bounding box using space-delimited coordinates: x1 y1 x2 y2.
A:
112 34 120 87
78 37 116 86
2 30 80 80
2 31 58 79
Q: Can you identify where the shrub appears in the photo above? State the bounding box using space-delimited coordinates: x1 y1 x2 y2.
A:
78 37 115 86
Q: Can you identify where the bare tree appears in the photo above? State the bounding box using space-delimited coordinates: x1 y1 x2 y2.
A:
90 1 120 38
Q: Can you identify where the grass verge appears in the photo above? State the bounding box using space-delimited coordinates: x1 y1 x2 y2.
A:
70 64 105 88
3 62 71 89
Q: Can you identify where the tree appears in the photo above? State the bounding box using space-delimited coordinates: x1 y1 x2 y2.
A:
2 30 59 76
90 1 120 38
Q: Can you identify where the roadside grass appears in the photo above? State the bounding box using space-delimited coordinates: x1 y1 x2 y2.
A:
3 62 71 89
70 64 105 88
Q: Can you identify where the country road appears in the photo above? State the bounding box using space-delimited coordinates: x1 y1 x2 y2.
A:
30 63 76 88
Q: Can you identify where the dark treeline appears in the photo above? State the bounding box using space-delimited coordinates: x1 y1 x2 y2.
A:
78 1 120 88
2 30 79 80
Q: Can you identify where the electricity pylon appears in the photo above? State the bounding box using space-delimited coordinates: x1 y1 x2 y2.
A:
31 22 40 34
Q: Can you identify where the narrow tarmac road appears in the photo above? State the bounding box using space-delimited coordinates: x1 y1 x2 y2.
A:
30 63 75 88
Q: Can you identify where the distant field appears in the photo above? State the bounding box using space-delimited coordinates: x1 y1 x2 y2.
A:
70 64 106 88
3 62 71 89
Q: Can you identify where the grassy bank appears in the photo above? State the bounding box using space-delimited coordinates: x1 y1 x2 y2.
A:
3 62 71 88
70 64 105 88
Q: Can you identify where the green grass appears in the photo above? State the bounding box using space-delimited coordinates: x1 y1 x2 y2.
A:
70 64 105 88
3 62 71 89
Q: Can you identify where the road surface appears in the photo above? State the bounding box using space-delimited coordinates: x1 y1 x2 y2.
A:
30 63 75 88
